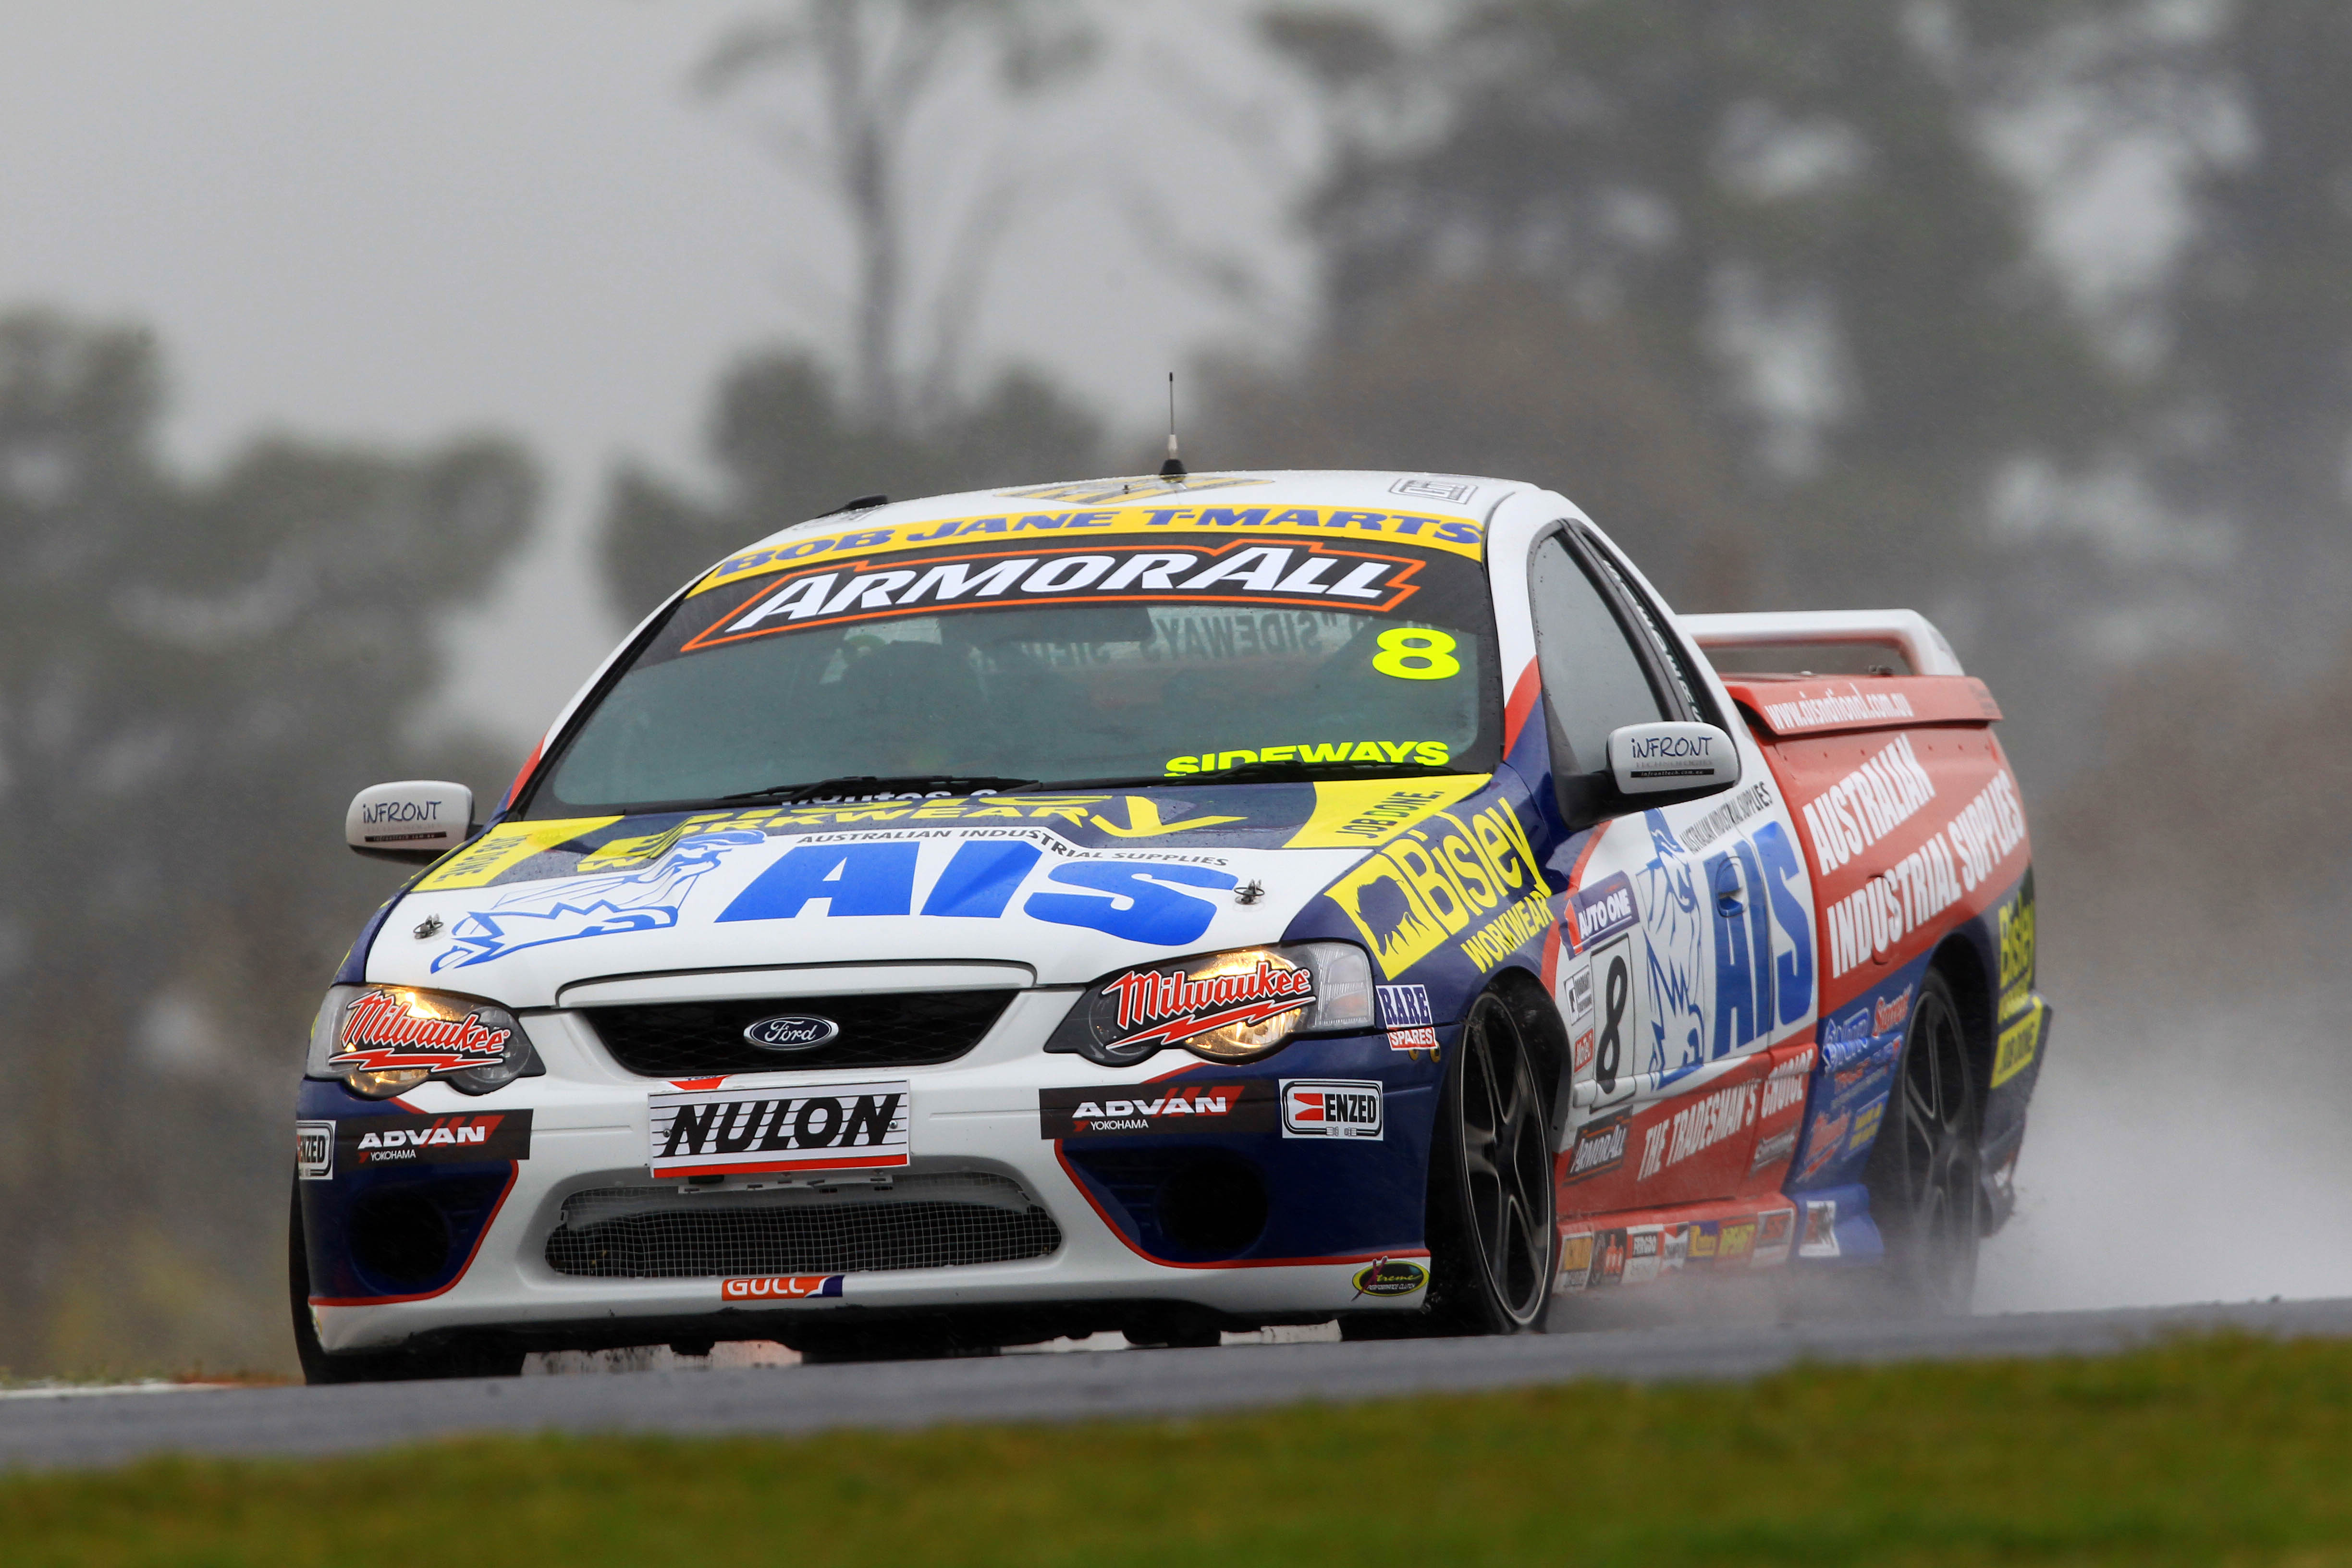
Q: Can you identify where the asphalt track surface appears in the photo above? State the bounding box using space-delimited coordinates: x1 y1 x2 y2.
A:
6 1297 2350 1474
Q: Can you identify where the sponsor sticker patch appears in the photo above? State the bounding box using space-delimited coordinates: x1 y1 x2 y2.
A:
1281 1079 1384 1139
1098 956 1315 1056
720 1274 845 1302
1039 1081 1277 1138
1351 1257 1428 1298
649 1083 908 1178
338 1111 533 1169
1565 1111 1630 1183
327 987 516 1076
1557 1232 1596 1291
1376 982 1439 1051
1567 871 1639 951
296 1120 334 1180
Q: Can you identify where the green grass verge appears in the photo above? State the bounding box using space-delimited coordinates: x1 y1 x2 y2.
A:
7 1331 2352 1567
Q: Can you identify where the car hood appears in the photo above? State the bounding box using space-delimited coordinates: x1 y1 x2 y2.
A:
368 777 1497 1006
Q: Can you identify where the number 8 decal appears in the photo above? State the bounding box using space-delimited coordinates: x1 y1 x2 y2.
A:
1372 627 1460 680
1595 949 1629 1095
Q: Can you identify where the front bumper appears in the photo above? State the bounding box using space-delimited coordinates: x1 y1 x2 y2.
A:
297 990 1449 1353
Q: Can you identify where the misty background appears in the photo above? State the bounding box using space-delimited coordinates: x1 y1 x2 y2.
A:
4 0 2348 1376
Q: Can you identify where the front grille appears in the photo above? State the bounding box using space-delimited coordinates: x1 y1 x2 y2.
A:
543 1172 1062 1279
583 990 1013 1078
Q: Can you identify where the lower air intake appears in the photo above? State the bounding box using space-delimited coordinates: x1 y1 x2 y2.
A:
543 1172 1061 1279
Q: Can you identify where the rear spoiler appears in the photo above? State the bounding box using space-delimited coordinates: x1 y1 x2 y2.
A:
1678 610 1965 678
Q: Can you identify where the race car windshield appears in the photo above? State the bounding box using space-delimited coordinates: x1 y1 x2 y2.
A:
528 525 1503 814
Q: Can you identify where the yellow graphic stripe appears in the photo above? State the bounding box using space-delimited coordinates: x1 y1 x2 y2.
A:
414 817 621 891
690 505 1486 596
1990 995 2048 1089
1285 775 1490 850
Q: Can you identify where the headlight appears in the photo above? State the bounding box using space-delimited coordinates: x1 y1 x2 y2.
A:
1046 942 1375 1067
306 984 541 1099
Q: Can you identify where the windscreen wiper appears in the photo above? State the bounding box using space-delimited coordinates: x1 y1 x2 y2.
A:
717 774 1041 805
1036 759 1465 791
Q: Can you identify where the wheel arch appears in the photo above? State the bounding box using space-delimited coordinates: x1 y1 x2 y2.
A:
1485 962 1570 1144
1929 932 1995 1097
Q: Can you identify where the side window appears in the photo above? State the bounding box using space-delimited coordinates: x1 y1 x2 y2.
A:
1527 534 1669 773
1584 541 1708 721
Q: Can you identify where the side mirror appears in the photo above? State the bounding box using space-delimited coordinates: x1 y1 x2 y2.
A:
1607 722 1740 798
1555 722 1742 833
346 781 475 864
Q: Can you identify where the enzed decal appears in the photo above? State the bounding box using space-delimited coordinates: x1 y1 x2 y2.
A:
649 1083 909 1178
1351 1257 1428 1298
327 989 515 1076
721 1274 844 1302
1281 1079 1384 1140
1098 956 1314 1055
1376 982 1439 1051
1564 1111 1630 1183
338 1111 534 1169
1325 799 1540 974
296 1121 334 1181
432 830 766 970
1039 1081 1276 1138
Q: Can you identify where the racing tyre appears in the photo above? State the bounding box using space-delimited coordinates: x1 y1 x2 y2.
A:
1864 970 1984 1315
289 1186 524 1383
1412 991 1557 1336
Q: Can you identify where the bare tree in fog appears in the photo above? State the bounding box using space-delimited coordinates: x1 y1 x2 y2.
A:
0 311 531 1373
697 0 1095 428
602 0 1109 620
1226 3 2119 647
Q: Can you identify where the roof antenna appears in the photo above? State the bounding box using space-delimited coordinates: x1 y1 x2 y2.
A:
1159 371 1187 478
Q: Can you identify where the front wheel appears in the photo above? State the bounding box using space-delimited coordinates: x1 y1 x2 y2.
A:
1863 969 1984 1314
1416 992 1557 1335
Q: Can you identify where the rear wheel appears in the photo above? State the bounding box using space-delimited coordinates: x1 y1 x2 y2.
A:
1408 991 1557 1336
1864 969 1984 1314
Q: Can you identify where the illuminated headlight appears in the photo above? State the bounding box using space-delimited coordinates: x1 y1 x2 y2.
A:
1046 943 1375 1067
304 984 541 1099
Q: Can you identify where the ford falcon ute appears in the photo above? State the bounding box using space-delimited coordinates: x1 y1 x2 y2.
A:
291 469 2050 1379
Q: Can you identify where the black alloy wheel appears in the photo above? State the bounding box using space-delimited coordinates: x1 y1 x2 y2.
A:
1416 992 1557 1335
1863 969 1984 1315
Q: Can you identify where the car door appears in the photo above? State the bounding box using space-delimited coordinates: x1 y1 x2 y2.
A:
1528 525 1815 1211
